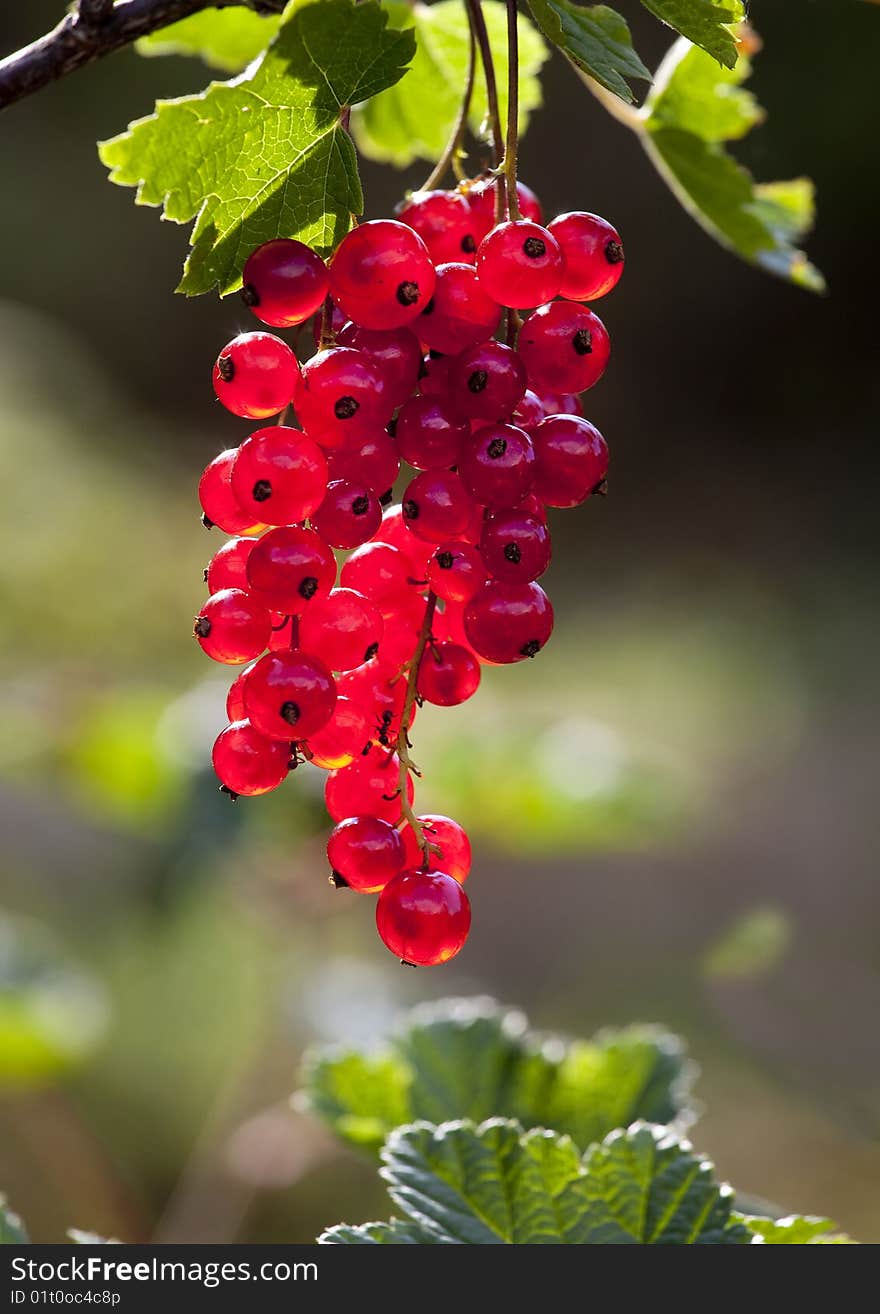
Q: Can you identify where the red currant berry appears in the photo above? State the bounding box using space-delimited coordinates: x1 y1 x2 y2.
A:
479 507 551 583
307 697 372 769
225 661 256 721
476 220 565 309
327 815 406 893
531 415 609 506
467 177 543 241
328 429 400 496
336 321 422 407
520 301 610 393
243 649 336 740
312 478 381 549
324 749 414 825
459 422 535 508
246 525 336 614
433 598 488 664
299 587 384 671
295 347 392 448
373 611 421 671
206 536 257 594
395 394 469 470
337 660 414 747
396 190 477 265
416 263 501 355
536 390 583 417
372 505 434 575
464 580 554 662
514 491 548 523
512 388 545 430
448 340 527 421
402 469 477 542
199 449 260 534
418 351 453 397
547 212 624 301
418 641 481 706
400 814 472 882
194 588 271 664
241 239 329 328
230 425 328 526
376 870 471 965
213 332 298 419
340 541 412 604
427 541 487 603
329 220 436 330
212 719 289 797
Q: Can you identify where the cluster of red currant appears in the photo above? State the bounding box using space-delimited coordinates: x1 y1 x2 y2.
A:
194 175 619 967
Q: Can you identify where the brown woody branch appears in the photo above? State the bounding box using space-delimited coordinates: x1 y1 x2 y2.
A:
0 0 287 112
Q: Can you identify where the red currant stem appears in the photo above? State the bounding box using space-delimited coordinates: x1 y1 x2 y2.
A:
319 294 336 349
288 613 300 650
503 0 521 221
465 0 506 219
395 589 439 855
506 306 522 348
420 22 476 191
276 402 291 426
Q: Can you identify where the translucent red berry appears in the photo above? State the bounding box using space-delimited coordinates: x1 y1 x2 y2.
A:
312 478 381 549
241 239 329 328
511 389 545 431
194 588 271 664
230 425 328 526
206 536 257 594
418 641 481 706
536 390 583 417
427 541 487 603
299 587 384 672
225 661 256 721
336 321 422 408
372 505 434 575
402 469 477 542
328 429 400 495
400 813 472 882
418 351 453 397
519 301 610 393
448 340 527 421
340 541 412 604
327 815 406 893
246 525 336 614
329 220 436 330
459 422 535 509
464 580 554 663
547 212 624 301
376 870 471 965
395 394 468 470
397 190 477 265
337 660 414 747
479 508 551 583
433 598 487 664
212 720 290 797
467 177 543 241
307 697 372 769
243 649 336 740
324 749 414 825
416 263 501 355
531 415 609 506
213 332 298 419
295 347 392 448
199 449 260 534
476 220 565 309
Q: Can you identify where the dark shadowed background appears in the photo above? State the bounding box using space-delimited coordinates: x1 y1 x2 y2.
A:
0 0 878 1242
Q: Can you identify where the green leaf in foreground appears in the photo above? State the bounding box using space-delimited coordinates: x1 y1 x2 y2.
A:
0 1197 28 1245
526 2 650 103
740 1215 852 1244
641 37 824 291
640 0 743 68
136 9 282 73
100 0 415 294
321 1120 753 1244
301 996 696 1155
351 1 548 168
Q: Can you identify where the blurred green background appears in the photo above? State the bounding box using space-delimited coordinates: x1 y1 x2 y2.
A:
0 0 878 1243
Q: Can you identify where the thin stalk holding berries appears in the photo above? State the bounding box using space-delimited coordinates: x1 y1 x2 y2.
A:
503 0 521 221
464 0 506 220
420 25 476 193
394 591 440 861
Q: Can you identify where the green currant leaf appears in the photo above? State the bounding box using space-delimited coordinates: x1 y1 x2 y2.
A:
641 37 825 291
740 1215 854 1244
640 0 743 68
301 996 696 1155
319 1219 446 1243
99 0 416 295
135 8 283 73
525 2 650 104
351 1 549 167
0 1196 28 1245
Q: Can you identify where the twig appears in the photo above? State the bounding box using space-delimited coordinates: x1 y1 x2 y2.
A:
395 591 438 855
464 0 506 222
503 0 520 219
419 22 476 192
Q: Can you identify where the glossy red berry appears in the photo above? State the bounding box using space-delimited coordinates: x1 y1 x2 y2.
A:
480 508 551 583
476 220 565 309
427 541 487 603
246 525 336 614
329 220 436 330
199 449 260 534
241 239 329 328
464 580 554 663
212 720 289 797
336 321 422 407
459 423 535 509
536 390 583 417
230 425 328 526
307 697 372 769
467 177 543 241
213 332 298 419
372 505 434 575
402 469 477 542
327 815 406 893
337 660 414 747
312 478 381 549
511 389 545 431
206 536 257 594
418 641 481 706
416 263 501 355
397 190 477 265
433 598 487 664
225 661 256 721
531 415 609 506
324 749 414 825
340 541 412 604
243 649 336 740
376 870 471 965
194 588 271 664
328 429 400 495
547 212 624 301
395 394 468 470
418 351 453 397
295 347 392 448
520 301 610 393
448 340 527 421
299 587 384 672
400 814 472 882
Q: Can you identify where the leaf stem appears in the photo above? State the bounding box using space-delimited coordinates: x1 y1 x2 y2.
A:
395 590 438 856
503 0 520 220
420 23 476 191
465 0 506 221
